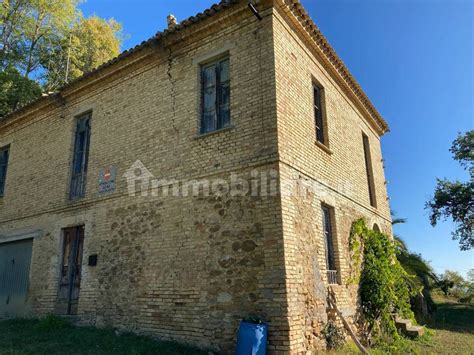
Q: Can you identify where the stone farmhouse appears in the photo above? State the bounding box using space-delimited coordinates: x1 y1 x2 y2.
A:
0 0 392 352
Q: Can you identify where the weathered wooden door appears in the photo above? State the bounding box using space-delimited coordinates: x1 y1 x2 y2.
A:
57 226 84 315
0 239 33 318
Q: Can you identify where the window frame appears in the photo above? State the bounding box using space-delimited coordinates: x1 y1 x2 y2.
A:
362 133 377 208
313 82 328 147
69 112 92 200
0 145 10 197
199 56 231 134
322 204 339 285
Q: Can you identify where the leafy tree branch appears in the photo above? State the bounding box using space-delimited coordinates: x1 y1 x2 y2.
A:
426 131 474 250
0 0 123 116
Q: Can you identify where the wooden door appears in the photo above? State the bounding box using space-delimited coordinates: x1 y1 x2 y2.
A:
57 226 84 315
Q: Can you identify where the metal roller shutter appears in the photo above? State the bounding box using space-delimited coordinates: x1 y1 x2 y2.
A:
0 239 33 318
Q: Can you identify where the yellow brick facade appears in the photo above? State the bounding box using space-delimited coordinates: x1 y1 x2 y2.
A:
272 4 391 351
0 0 391 353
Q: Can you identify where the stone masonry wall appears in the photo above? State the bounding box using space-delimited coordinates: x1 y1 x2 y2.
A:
278 164 392 352
0 165 288 352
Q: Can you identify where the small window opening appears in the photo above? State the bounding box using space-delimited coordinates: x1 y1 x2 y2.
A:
322 205 339 284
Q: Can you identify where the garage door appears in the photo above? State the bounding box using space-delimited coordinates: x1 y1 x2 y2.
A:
0 239 33 318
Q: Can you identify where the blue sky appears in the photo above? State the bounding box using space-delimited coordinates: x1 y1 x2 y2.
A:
80 0 473 277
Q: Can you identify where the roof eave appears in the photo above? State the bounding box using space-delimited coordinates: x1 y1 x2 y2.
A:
0 0 242 125
276 0 390 135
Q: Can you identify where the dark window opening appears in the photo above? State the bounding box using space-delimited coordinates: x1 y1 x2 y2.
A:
70 113 91 200
362 133 377 208
0 146 9 196
322 205 338 284
200 57 230 134
313 84 326 145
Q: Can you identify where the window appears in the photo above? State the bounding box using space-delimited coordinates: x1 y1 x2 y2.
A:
70 113 91 200
0 146 9 196
313 84 326 145
362 133 377 208
200 57 230 134
322 205 338 284
373 223 381 232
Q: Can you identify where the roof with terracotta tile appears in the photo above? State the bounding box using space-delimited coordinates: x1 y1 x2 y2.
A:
0 0 240 123
1 0 389 133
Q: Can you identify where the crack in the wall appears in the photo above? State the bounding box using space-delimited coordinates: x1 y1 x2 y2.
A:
167 47 179 138
165 47 186 286
166 46 182 175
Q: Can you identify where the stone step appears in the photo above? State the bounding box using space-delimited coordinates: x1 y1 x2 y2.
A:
405 325 425 338
395 318 412 331
394 317 424 338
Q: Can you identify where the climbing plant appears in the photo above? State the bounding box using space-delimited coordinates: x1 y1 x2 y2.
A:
349 219 419 341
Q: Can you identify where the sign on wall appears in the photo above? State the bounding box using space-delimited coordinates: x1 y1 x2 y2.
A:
98 166 117 194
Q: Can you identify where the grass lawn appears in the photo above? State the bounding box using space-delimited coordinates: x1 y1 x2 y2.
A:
0 317 207 355
414 298 474 354
339 296 474 354
1 298 473 354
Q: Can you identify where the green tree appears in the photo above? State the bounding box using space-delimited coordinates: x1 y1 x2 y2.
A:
0 0 122 116
437 270 469 298
437 278 454 297
71 16 121 76
15 0 78 78
396 241 437 300
43 15 122 91
391 212 437 317
391 209 407 227
426 131 474 250
0 66 41 115
0 0 31 69
391 212 437 294
467 269 474 295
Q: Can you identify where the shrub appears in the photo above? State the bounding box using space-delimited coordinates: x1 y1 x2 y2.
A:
322 320 346 350
459 294 473 304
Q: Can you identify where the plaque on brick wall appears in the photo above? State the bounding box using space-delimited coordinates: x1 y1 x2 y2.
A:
98 166 117 194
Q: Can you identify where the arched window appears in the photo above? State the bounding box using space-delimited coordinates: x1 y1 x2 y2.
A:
373 223 381 232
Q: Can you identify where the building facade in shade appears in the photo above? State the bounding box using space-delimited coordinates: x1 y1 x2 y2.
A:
0 0 392 352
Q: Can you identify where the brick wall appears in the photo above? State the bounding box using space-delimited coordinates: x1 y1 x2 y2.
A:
272 4 392 352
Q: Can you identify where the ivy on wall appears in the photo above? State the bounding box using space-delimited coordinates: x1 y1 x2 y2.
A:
349 219 420 341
